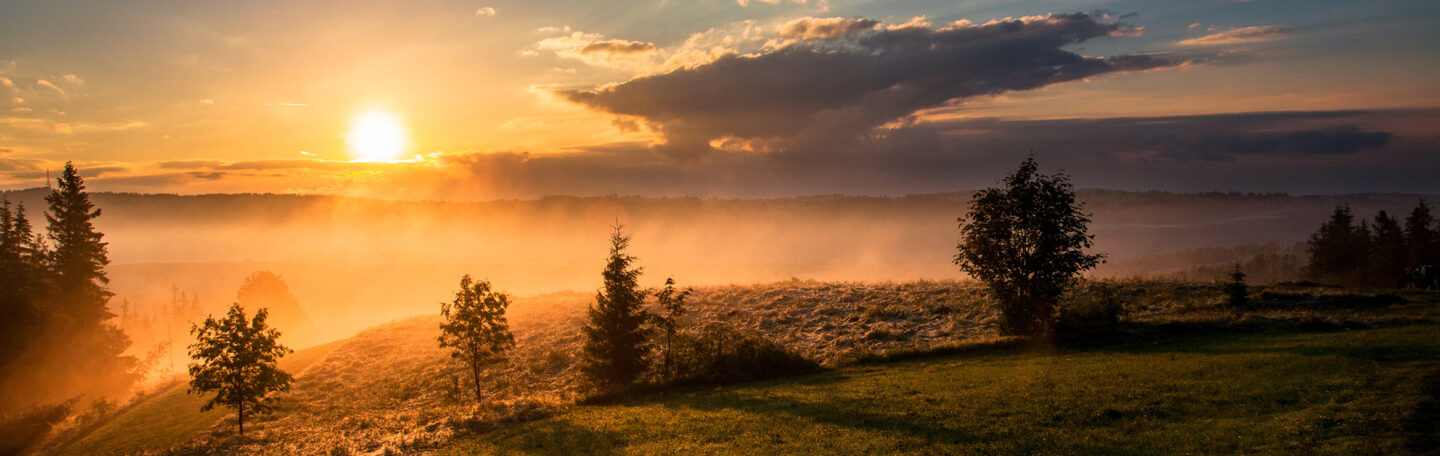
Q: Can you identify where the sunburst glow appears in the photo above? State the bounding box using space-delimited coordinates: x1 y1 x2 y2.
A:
346 110 409 162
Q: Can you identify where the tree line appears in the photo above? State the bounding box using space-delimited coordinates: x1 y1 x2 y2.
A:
1305 202 1440 288
0 163 138 413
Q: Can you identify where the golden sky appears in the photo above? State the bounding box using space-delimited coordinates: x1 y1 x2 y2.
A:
1 0 1438 198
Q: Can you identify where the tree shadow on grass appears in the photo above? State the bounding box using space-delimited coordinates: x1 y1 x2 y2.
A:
478 418 627 456
1059 320 1440 363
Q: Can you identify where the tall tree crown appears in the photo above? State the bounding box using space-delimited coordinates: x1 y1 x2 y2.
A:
954 156 1104 336
580 224 652 387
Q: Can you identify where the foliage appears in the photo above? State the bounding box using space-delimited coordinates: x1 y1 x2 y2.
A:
1224 265 1250 310
650 277 690 380
237 270 317 346
1405 200 1440 266
1058 281 1122 330
0 399 74 456
664 323 817 385
0 163 136 414
438 274 516 402
188 302 293 436
955 156 1104 336
1307 201 1440 287
441 320 1440 456
580 225 653 388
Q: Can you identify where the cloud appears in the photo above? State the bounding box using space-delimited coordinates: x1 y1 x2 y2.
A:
0 77 12 88
537 32 658 70
779 17 878 40
59 74 84 85
578 40 656 55
36 80 65 96
1178 26 1289 46
559 12 1175 159
474 6 496 17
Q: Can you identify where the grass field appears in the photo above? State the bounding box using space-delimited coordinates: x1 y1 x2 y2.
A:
441 320 1440 455
44 338 343 456
35 284 1440 455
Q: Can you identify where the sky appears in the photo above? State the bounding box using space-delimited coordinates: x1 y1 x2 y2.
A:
0 0 1437 199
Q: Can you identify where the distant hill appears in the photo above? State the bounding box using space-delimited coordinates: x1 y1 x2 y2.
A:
2 188 1434 344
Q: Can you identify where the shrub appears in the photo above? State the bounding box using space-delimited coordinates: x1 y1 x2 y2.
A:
0 400 74 455
665 323 817 386
1059 283 1122 330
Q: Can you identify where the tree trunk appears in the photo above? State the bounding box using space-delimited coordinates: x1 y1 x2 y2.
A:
237 400 244 437
471 363 483 402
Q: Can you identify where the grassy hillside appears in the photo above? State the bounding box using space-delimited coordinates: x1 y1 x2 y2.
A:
43 339 343 456
439 322 1440 455
40 282 1440 455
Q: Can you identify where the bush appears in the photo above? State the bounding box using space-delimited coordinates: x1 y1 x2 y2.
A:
664 323 817 385
0 400 74 455
1059 283 1122 331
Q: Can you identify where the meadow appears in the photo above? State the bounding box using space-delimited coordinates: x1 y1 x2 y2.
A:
35 280 1439 455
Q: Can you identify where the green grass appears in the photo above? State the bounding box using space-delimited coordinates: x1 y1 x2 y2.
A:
48 339 344 456
440 324 1440 455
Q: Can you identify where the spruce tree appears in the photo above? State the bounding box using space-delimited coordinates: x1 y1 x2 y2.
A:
580 225 652 387
1406 200 1439 266
45 162 113 326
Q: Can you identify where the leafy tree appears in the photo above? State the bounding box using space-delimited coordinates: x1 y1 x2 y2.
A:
438 275 515 402
955 157 1104 337
650 277 690 380
580 225 652 387
236 271 316 345
1306 205 1370 285
188 303 293 437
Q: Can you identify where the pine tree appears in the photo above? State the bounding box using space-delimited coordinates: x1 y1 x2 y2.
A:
438 275 515 402
1369 211 1407 287
1405 200 1439 266
45 162 113 327
1224 265 1250 310
1306 205 1370 286
580 225 652 388
0 198 50 369
188 303 293 437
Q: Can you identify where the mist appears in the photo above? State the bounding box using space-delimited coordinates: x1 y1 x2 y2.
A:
3 187 1432 372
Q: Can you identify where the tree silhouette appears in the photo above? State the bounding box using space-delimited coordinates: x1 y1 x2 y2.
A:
955 156 1104 337
650 277 690 380
46 162 113 327
236 271 316 345
1406 200 1439 266
188 303 293 437
0 197 49 371
438 275 515 402
1306 205 1372 286
580 225 652 387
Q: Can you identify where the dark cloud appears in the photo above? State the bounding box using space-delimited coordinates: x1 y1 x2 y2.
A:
1155 127 1390 161
578 39 656 55
411 109 1438 198
779 17 879 40
561 12 1176 159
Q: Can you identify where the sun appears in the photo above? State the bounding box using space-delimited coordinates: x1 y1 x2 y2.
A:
346 110 409 162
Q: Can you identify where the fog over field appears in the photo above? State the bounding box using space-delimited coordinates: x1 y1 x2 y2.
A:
3 188 1431 349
